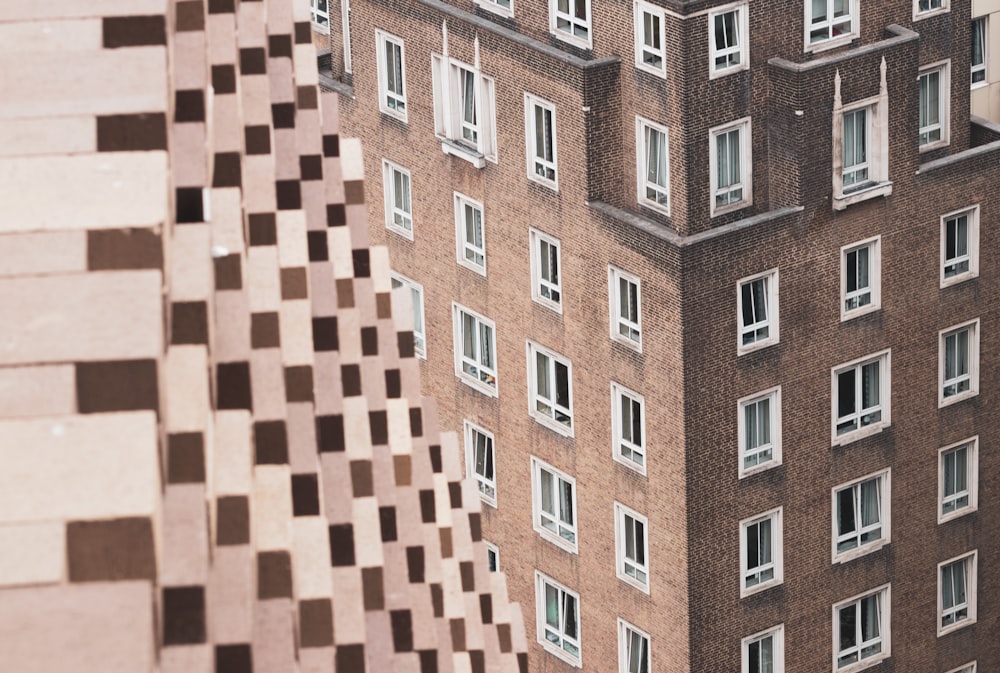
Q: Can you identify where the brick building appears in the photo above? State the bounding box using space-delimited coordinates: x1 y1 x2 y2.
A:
321 0 1000 671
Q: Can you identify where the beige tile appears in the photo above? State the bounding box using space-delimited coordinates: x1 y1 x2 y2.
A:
172 123 209 186
213 410 253 496
292 518 332 599
294 45 319 85
165 346 211 433
0 18 101 52
210 187 244 254
351 497 383 568
253 600 296 672
0 521 64 587
330 567 365 644
160 484 209 586
160 644 213 673
0 365 75 418
208 546 254 643
0 0 166 20
246 247 282 312
278 300 313 366
170 225 213 302
0 117 95 156
253 465 292 551
276 211 308 268
174 32 208 90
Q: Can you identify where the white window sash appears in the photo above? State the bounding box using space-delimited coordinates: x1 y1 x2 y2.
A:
538 466 577 544
919 69 943 146
311 0 330 29
943 213 971 277
808 0 855 45
534 350 572 426
835 360 882 435
467 424 496 502
554 0 591 42
941 559 970 626
835 478 882 553
742 396 773 469
941 443 971 516
842 107 870 187
837 594 883 667
971 18 987 84
390 273 425 357
740 277 770 344
843 244 873 311
616 386 645 467
712 10 742 70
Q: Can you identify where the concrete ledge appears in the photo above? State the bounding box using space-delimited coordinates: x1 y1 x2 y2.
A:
769 24 918 73
919 137 1000 173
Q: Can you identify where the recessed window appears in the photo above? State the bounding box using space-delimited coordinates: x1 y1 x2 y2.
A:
710 117 752 214
636 116 671 214
740 507 783 596
528 341 574 435
376 31 407 121
841 237 881 319
310 0 330 34
615 502 649 592
609 266 642 350
531 457 577 551
939 437 978 523
832 350 890 444
833 585 890 670
939 551 977 635
382 160 412 238
919 62 950 150
737 269 779 353
940 206 979 286
915 0 948 18
832 470 890 562
971 18 987 87
476 0 512 18
390 272 426 358
618 619 650 673
454 193 486 275
742 625 784 673
842 107 871 189
465 421 496 507
738 386 781 477
529 228 562 312
635 2 665 75
832 74 892 210
939 319 979 406
535 571 581 665
525 94 558 189
550 0 592 47
452 303 497 395
612 382 646 474
806 0 856 49
710 5 748 77
485 540 499 571
431 53 497 166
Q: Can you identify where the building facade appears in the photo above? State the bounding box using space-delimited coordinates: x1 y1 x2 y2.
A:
322 0 1000 671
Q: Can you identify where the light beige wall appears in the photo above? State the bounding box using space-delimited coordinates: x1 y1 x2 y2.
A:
972 1 1000 121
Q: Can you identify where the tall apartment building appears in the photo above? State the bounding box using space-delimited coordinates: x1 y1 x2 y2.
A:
320 0 1000 671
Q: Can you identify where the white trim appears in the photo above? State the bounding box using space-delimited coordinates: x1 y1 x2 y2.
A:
529 228 563 313
831 349 891 446
617 618 651 673
535 570 582 667
375 30 408 122
527 340 574 436
635 116 671 215
452 303 498 396
913 0 949 21
737 385 782 478
840 236 881 320
939 205 980 287
918 60 951 152
454 192 487 276
741 624 785 673
971 17 988 88
475 0 514 19
340 0 352 72
525 93 559 190
382 159 413 239
550 0 593 49
431 53 498 166
832 584 891 672
737 268 779 354
310 0 331 34
832 63 892 210
944 662 976 673
634 1 667 77
464 420 497 507
614 502 650 593
739 506 783 597
708 3 749 78
484 540 500 571
531 457 578 552
612 381 647 475
938 436 979 524
389 271 426 359
804 0 858 53
609 265 642 351
830 468 891 563
709 117 753 215
938 318 980 407
938 550 977 636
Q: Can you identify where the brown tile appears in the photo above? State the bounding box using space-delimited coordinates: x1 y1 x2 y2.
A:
76 359 158 413
171 301 208 345
176 187 204 223
216 496 250 545
459 561 474 592
406 547 424 583
429 445 442 472
239 47 266 75
163 586 206 645
294 21 312 43
208 0 235 13
244 125 271 155
311 316 338 351
393 455 411 486
409 408 423 437
87 228 163 270
470 650 485 673
299 154 322 180
297 85 318 110
307 231 328 261
448 482 462 509
449 619 466 652
213 253 242 289
103 15 166 48
430 584 443 618
299 599 334 647
360 326 378 356
350 460 373 497
291 473 319 516
250 312 280 348
517 652 528 673
352 249 370 277
322 134 340 157
328 524 354 566
375 292 392 319
268 34 292 58
335 278 354 307
439 528 452 559
368 409 387 444
397 331 415 358
254 420 288 465
213 152 242 188
469 513 482 542
379 507 397 542
96 113 168 151
276 180 301 210
418 650 437 673
175 1 205 31
344 180 365 205
214 645 251 673
212 64 236 94
175 90 205 122
362 567 384 610
216 362 252 410
280 267 308 299
479 594 493 624
326 203 346 227
257 551 292 599
497 624 512 653
248 213 277 245
315 414 343 452
67 517 156 582
419 490 435 523
335 644 365 673
385 369 401 398
284 365 313 402
391 610 414 652
167 432 205 484
272 102 295 129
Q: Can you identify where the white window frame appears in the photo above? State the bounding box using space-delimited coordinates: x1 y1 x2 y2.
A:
738 386 782 478
938 436 978 523
476 0 513 19
382 160 413 239
939 319 979 407
635 116 671 215
832 585 891 671
389 272 426 359
710 117 752 215
914 0 949 20
431 53 498 167
452 303 497 396
831 469 891 563
840 236 881 320
831 350 891 445
485 540 499 571
340 0 352 73
634 1 666 76
617 619 650 673
525 94 558 190
527 341 574 436
535 571 582 666
454 192 487 276
971 17 988 88
945 663 976 673
310 0 330 34
741 624 785 673
805 0 858 52
531 457 578 552
832 64 892 210
550 0 592 48
529 228 563 313
919 61 951 151
609 266 642 350
940 205 979 287
612 382 647 475
737 268 779 354
938 551 977 636
464 421 497 507
709 3 749 78
375 31 407 122
739 507 783 597
614 502 650 593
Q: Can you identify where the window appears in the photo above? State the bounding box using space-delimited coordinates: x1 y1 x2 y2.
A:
382 160 412 238
915 0 947 18
527 341 574 435
618 619 650 673
919 62 950 150
535 571 581 665
710 5 748 77
806 0 857 48
740 508 782 596
465 421 496 507
939 437 978 523
972 18 987 86
612 383 646 473
711 118 752 214
485 541 499 571
635 2 665 75
833 586 890 670
476 0 512 18
529 229 562 311
310 0 330 34
531 457 577 551
742 625 784 673
842 107 870 188
941 206 979 286
550 0 591 47
738 386 781 477
431 53 497 166
636 116 671 214
454 193 486 275
832 470 890 561
737 269 778 353
939 319 979 406
452 304 497 395
939 552 977 635
832 350 890 443
376 31 407 121
832 63 892 210
609 266 641 349
946 664 976 673
525 94 558 188
615 503 649 592
390 272 426 358
841 237 881 319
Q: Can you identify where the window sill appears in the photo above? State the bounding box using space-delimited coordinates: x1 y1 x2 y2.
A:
740 577 782 598
386 223 414 241
538 639 582 668
550 28 592 50
711 197 752 218
833 181 893 211
805 32 857 54
613 452 647 477
530 411 574 438
311 22 331 36
709 61 749 79
611 333 642 353
919 138 949 153
914 6 950 21
379 107 408 124
457 258 487 277
938 506 976 525
527 172 559 191
474 0 514 18
941 271 977 288
457 373 498 398
738 459 780 480
534 525 578 554
616 571 651 595
478 493 498 509
837 652 888 673
638 197 671 217
939 389 978 409
938 617 976 637
635 61 667 78
531 295 563 315
841 303 880 322
832 421 887 447
971 80 988 91
833 539 888 564
737 337 778 356
441 139 486 168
